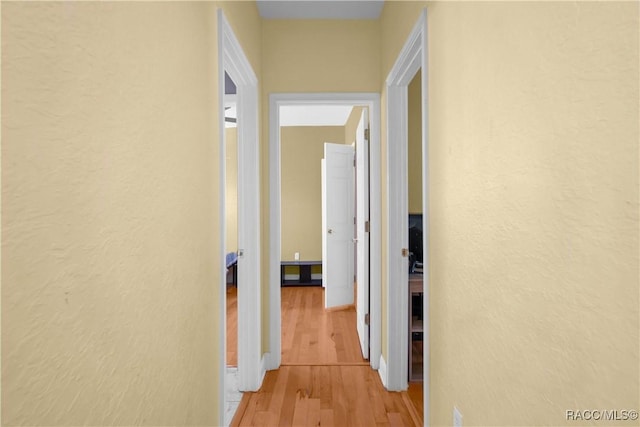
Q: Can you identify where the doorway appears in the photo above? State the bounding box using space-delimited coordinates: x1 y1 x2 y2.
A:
223 71 241 426
384 8 429 424
276 104 368 364
267 94 381 371
218 9 262 427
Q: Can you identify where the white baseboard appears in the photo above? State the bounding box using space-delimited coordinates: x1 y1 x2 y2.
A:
378 354 388 388
263 351 280 371
260 353 268 384
224 367 241 427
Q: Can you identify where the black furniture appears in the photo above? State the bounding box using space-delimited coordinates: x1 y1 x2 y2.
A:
226 252 238 286
280 261 322 286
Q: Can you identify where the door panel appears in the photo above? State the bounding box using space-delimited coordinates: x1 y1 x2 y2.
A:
323 143 355 309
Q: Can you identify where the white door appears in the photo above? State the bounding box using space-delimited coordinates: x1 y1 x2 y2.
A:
355 109 370 359
322 143 355 309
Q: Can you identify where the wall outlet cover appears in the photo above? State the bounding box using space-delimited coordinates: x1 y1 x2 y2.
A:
294 252 300 260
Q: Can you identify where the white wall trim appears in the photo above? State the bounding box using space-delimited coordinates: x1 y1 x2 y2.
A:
268 93 382 371
378 354 388 388
385 8 430 425
260 354 268 385
217 12 227 426
267 95 282 370
223 367 241 427
218 10 262 426
421 9 431 426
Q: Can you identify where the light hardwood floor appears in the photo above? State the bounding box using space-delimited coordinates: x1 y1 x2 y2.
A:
281 286 367 365
230 286 423 427
227 286 237 367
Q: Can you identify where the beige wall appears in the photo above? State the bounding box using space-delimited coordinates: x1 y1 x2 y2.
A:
427 2 638 425
2 2 219 424
408 70 422 214
4 2 638 425
281 126 345 262
383 1 639 425
262 20 381 94
225 127 238 252
2 1 262 425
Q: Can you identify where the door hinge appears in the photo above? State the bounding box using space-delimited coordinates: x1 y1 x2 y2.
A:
401 248 409 257
364 220 370 232
364 128 370 141
353 158 356 167
354 217 356 225
364 313 370 325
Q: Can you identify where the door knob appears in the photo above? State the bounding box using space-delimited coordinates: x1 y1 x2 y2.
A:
328 229 333 234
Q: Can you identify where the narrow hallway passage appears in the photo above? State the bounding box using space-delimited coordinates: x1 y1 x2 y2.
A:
231 287 422 426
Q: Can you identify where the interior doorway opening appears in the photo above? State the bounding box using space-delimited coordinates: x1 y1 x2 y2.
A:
225 72 239 369
276 104 370 365
223 70 242 426
218 9 262 427
407 68 425 419
267 93 381 372
384 7 429 423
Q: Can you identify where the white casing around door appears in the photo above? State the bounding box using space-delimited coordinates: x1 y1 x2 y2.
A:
355 109 370 359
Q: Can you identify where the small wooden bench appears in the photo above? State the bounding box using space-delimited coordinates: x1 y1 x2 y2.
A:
281 260 322 286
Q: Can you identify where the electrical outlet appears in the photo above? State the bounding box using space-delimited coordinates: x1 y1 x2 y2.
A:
453 406 463 427
294 252 300 261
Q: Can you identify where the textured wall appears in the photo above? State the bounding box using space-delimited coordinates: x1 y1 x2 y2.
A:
427 1 639 425
281 126 345 262
2 2 221 425
262 20 381 94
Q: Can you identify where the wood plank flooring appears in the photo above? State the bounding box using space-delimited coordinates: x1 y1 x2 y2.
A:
230 286 423 426
407 382 424 423
232 365 419 426
281 287 367 365
227 286 237 367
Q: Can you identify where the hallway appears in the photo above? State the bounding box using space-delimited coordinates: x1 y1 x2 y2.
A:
230 287 422 426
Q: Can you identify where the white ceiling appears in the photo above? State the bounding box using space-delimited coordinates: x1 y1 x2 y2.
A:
226 102 355 128
257 0 384 20
280 105 354 127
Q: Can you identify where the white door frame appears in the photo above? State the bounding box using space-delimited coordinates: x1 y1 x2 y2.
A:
267 93 381 371
355 109 370 359
217 9 263 425
383 8 429 424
